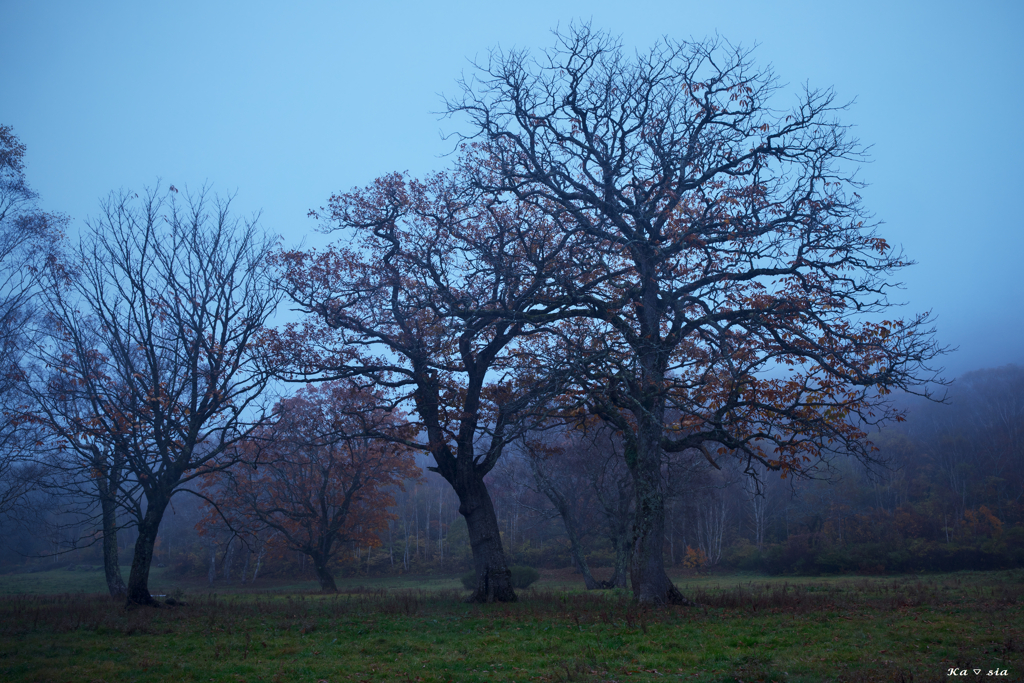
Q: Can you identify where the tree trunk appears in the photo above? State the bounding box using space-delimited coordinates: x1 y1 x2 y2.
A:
417 365 516 602
424 493 431 561
554 496 604 588
611 522 631 589
565 520 606 589
97 477 126 598
222 535 235 583
415 492 420 560
126 497 169 606
698 494 726 566
457 476 516 602
312 554 338 593
207 538 217 586
402 502 410 569
530 457 609 590
240 548 251 584
252 545 265 582
628 420 689 605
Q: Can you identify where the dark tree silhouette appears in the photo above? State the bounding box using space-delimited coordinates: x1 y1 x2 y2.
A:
27 317 143 598
449 25 945 603
0 125 65 517
523 423 632 589
275 170 571 602
35 185 280 606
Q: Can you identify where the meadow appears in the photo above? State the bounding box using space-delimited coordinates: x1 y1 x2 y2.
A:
0 568 1020 683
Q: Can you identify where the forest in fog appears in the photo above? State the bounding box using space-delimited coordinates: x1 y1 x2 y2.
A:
4 364 1021 585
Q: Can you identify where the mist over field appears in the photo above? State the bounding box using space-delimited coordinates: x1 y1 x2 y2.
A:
3 362 1020 585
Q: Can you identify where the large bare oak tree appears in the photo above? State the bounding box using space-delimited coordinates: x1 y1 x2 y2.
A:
276 171 571 602
449 25 945 604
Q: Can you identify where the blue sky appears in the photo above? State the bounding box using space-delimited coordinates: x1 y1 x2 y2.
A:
2 0 1022 378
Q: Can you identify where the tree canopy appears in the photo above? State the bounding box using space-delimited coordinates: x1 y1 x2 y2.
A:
205 381 420 592
446 24 945 603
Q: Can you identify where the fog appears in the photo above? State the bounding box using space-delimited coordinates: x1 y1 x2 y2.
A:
1 2 1022 378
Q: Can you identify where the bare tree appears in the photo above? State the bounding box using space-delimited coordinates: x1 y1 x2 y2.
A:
743 468 770 551
0 125 66 516
449 25 945 603
696 488 728 566
524 423 632 589
276 170 571 602
32 185 280 606
25 316 142 597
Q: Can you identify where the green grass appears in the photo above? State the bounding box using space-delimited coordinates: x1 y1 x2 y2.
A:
0 566 466 596
0 570 1021 682
0 565 132 596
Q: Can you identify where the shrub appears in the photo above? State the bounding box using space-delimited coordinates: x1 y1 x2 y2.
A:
510 565 539 588
813 549 850 575
721 538 762 571
460 565 540 590
516 540 572 569
171 553 202 577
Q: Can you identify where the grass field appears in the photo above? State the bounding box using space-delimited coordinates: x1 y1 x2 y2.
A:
0 569 1020 683
0 565 466 596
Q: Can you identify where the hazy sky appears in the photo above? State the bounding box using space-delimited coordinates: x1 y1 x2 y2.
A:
3 0 1022 378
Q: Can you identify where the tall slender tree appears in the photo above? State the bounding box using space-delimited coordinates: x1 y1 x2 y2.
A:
30 350 138 598
34 185 280 606
0 125 66 516
523 423 632 589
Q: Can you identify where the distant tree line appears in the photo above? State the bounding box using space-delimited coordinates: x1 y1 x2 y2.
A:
3 364 1020 585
